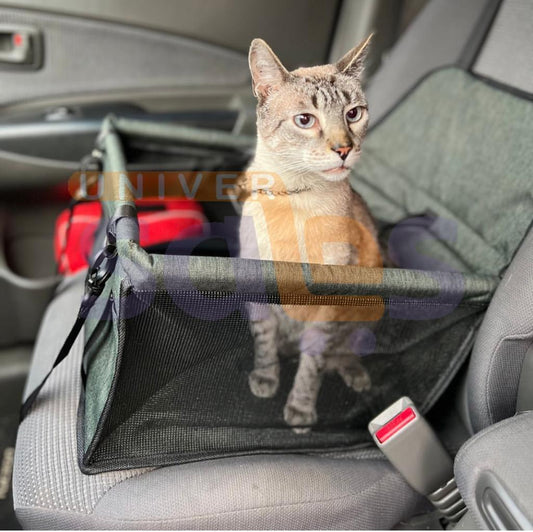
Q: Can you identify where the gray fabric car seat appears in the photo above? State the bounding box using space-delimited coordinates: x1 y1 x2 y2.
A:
13 0 533 528
458 0 533 434
14 273 428 529
455 412 533 529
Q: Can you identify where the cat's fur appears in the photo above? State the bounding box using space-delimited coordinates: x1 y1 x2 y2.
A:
238 36 382 431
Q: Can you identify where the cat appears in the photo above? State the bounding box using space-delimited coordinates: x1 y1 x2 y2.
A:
237 35 382 431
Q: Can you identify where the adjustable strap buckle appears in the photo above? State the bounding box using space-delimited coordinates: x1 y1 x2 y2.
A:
80 203 136 315
81 241 117 315
19 225 117 423
368 397 467 523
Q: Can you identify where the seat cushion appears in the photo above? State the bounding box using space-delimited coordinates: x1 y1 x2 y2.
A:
14 273 427 529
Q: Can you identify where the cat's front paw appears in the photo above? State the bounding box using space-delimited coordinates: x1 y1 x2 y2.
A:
249 368 279 398
283 401 317 433
341 367 372 392
352 368 372 392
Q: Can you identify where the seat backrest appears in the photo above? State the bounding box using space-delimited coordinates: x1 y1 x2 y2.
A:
472 0 533 97
466 228 533 432
365 0 502 125
464 0 533 431
366 0 533 433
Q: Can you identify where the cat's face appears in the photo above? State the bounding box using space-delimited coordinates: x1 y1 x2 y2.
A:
249 36 372 182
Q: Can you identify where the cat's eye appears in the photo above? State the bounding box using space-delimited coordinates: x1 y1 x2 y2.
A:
294 113 316 129
346 106 364 123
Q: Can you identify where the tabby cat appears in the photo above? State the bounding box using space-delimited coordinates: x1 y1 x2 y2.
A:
237 36 382 431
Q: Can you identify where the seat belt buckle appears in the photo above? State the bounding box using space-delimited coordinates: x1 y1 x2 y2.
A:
369 397 467 522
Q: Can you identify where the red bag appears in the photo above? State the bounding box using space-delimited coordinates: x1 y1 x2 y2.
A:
55 198 207 275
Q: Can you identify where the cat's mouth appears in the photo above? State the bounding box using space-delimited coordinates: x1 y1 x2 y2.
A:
319 166 352 182
320 151 361 177
322 165 350 174
320 164 354 179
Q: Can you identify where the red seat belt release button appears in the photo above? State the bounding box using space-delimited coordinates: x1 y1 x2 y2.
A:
375 406 416 443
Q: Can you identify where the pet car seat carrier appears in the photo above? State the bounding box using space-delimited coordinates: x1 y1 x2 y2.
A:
22 66 533 473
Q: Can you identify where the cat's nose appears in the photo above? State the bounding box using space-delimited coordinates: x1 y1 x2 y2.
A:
332 144 352 161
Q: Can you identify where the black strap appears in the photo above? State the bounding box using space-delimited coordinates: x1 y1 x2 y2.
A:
19 198 137 422
20 315 86 421
19 239 119 422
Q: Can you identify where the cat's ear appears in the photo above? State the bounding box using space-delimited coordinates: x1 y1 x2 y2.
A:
249 38 289 101
336 33 373 78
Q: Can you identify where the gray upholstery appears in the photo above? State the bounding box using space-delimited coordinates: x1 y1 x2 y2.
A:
473 0 533 95
14 0 533 527
365 0 499 125
455 412 533 528
0 7 248 109
14 274 426 530
466 228 533 432
0 210 59 348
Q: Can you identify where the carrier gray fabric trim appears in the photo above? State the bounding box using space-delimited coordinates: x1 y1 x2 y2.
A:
365 0 497 125
124 249 497 301
14 275 427 529
473 0 533 96
455 412 533 528
467 228 533 432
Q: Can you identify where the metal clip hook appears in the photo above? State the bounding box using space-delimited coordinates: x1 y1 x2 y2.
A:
80 242 118 315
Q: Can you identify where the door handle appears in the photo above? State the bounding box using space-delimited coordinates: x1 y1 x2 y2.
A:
0 25 42 69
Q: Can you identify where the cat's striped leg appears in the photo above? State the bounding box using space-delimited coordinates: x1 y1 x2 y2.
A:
247 303 280 398
336 327 373 391
283 327 326 432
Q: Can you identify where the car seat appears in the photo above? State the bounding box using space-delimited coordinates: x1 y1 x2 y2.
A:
13 0 533 528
